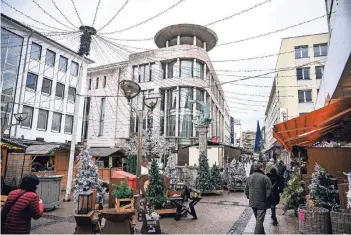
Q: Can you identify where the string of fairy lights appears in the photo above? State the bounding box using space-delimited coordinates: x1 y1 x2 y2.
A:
1 0 330 131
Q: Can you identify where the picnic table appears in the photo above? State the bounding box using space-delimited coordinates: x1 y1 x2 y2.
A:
170 196 202 220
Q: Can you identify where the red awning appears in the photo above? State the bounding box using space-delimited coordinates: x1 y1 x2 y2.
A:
273 98 351 151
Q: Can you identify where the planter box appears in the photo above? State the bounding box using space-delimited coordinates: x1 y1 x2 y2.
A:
115 198 134 213
155 208 177 215
36 175 63 211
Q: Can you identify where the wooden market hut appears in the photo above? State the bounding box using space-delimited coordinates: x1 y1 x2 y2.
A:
24 143 82 189
88 147 126 181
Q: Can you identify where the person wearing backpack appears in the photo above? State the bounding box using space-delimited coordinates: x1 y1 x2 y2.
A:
1 174 44 234
266 166 284 226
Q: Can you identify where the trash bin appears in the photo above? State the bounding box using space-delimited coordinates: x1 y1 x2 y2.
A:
111 170 137 194
36 175 63 211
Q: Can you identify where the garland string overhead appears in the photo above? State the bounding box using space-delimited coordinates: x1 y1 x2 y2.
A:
32 0 77 30
1 0 71 32
98 0 130 31
51 0 78 28
92 0 102 27
71 0 83 25
100 0 187 34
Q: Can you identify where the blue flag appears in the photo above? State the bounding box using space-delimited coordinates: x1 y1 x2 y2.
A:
254 121 261 153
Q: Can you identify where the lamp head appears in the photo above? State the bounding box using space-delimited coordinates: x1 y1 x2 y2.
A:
119 80 141 101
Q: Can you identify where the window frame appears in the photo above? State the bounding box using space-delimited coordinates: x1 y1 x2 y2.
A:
313 43 328 57
315 66 324 79
64 115 74 134
25 72 38 91
296 67 311 80
298 89 312 103
88 79 92 90
51 112 62 133
41 77 52 95
58 55 68 72
55 82 65 99
45 49 56 67
70 61 79 76
37 109 49 131
20 105 34 128
294 45 309 59
99 98 106 136
96 77 99 89
30 42 42 60
68 86 76 102
103 76 107 88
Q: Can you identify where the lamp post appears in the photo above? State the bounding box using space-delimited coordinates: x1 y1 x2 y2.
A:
119 80 159 177
1 109 28 138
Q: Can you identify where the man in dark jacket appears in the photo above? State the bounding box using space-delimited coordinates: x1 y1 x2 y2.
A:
245 162 273 234
277 160 286 177
266 166 284 226
249 160 257 175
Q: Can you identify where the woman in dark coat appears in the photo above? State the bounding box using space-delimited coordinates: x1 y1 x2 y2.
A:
266 167 284 226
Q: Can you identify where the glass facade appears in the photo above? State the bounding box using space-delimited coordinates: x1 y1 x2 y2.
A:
164 59 204 79
1 28 23 128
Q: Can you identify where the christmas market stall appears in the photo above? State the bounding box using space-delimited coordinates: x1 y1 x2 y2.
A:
88 147 125 181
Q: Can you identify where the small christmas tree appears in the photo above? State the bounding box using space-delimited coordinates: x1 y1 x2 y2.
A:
309 163 339 210
228 159 247 189
147 159 168 209
282 168 303 215
210 164 222 190
73 150 105 204
126 155 137 175
196 153 212 192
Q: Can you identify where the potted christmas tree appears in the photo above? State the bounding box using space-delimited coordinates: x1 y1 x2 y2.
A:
196 153 212 194
210 164 222 190
112 181 134 213
147 160 168 209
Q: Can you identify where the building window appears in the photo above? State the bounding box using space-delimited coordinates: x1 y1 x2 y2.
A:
150 64 155 81
96 77 99 89
70 61 79 76
167 115 176 136
133 66 138 81
296 67 310 80
45 49 55 66
298 90 312 103
68 87 76 102
99 98 106 136
294 45 308 59
51 112 62 132
26 73 38 91
41 78 52 95
180 59 193 78
317 89 320 94
37 109 49 131
313 43 328 57
167 61 177 78
195 88 205 110
179 87 193 109
136 64 153 82
20 106 34 128
55 83 65 99
194 61 204 79
64 115 73 134
88 79 92 90
58 56 68 72
179 114 193 137
30 42 42 60
103 76 106 88
315 66 324 79
160 116 164 135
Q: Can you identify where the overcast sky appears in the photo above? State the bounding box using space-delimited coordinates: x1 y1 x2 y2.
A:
2 0 328 131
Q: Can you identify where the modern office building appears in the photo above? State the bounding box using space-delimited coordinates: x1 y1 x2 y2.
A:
264 33 329 156
1 14 93 143
242 131 255 152
316 0 351 108
85 24 230 154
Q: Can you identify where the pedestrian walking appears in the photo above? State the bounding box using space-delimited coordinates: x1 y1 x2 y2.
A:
266 166 284 226
1 174 44 234
265 158 275 174
245 162 273 234
249 160 257 175
277 160 286 177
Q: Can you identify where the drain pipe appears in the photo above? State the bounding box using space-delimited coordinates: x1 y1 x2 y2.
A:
14 30 33 138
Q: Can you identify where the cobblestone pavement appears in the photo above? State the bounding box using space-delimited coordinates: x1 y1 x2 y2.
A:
242 206 299 234
30 192 298 234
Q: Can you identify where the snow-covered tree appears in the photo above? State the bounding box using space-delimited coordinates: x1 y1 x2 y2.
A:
165 154 179 190
122 129 175 160
227 159 247 189
73 150 105 204
196 153 212 192
210 164 222 190
309 163 339 210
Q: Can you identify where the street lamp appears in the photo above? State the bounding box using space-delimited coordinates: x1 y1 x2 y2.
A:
1 112 28 137
119 80 159 178
14 112 28 123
